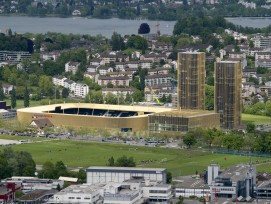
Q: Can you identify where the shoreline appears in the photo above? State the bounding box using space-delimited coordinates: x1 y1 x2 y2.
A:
0 13 270 21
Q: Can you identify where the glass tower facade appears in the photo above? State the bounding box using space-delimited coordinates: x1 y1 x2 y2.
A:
214 61 242 129
177 52 205 110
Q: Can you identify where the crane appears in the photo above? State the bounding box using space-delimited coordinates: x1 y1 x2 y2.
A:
150 87 160 105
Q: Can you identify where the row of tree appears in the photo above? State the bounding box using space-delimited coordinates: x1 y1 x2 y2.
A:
182 126 271 153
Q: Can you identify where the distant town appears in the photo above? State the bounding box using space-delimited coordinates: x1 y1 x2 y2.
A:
1 8 271 204
0 0 271 19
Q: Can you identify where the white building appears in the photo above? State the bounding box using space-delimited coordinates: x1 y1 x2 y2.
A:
65 61 80 74
143 183 172 203
145 74 173 87
48 184 104 204
74 83 89 97
101 88 135 97
52 75 67 87
252 35 271 48
86 167 167 185
103 182 143 204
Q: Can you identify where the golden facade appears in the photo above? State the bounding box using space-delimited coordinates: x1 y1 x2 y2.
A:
214 61 242 129
17 103 220 133
177 52 205 110
148 109 220 133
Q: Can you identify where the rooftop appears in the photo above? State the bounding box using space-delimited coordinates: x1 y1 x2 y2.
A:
174 176 209 189
87 166 166 172
218 164 255 182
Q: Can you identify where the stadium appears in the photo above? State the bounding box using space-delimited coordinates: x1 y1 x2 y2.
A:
17 103 220 132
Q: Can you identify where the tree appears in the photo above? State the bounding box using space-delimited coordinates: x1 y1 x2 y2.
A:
107 156 115 166
62 88 69 98
77 169 86 183
115 155 136 167
0 85 5 101
11 87 16 109
105 92 117 104
126 36 148 51
182 132 196 148
0 152 11 179
246 122 255 133
110 32 125 51
138 23 150 34
39 161 55 179
38 75 53 97
205 85 214 110
24 86 30 107
54 161 68 178
166 171 172 184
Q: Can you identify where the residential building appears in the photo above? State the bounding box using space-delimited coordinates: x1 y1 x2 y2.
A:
97 66 113 75
126 61 140 69
74 83 89 97
255 52 271 60
214 61 242 129
0 51 31 62
145 74 172 87
256 59 271 69
41 52 60 61
177 52 205 110
86 167 167 185
252 35 271 48
148 67 171 75
98 76 130 87
84 71 96 82
65 61 80 74
115 62 126 70
139 60 152 69
52 75 67 87
101 88 135 97
86 65 98 73
151 42 173 51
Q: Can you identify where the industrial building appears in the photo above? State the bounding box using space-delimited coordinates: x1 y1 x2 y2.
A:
214 61 242 129
86 166 167 184
209 164 256 202
49 176 172 204
177 52 205 110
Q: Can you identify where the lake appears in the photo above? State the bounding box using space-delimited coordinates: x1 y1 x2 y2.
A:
0 16 270 38
0 16 176 38
226 17 271 28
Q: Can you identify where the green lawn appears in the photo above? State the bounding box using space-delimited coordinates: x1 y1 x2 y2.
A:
5 99 42 109
0 140 269 176
242 114 271 125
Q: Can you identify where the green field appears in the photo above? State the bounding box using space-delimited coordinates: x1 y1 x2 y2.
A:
0 139 269 176
5 99 42 109
242 114 271 125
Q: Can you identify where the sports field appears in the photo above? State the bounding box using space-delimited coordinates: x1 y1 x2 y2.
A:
0 138 269 176
242 114 271 125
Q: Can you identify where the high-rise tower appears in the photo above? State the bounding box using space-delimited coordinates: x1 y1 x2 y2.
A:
214 61 242 129
177 52 205 110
